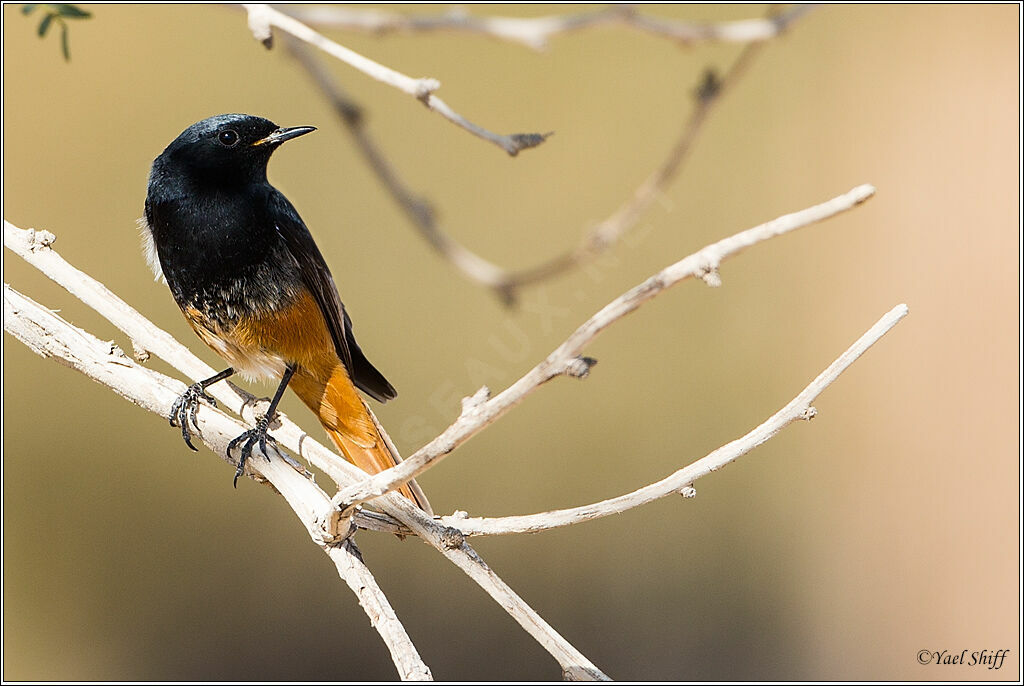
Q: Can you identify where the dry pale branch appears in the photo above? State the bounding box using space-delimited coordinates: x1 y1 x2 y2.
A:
327 538 433 680
242 4 549 156
330 184 878 517
278 4 814 52
3 177 888 677
2 284 432 681
284 6 807 304
3 221 609 681
443 304 909 536
3 220 405 535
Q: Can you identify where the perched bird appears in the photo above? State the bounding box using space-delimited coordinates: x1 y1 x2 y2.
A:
142 113 429 511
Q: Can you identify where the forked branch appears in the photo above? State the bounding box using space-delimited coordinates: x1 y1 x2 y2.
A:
4 181 889 683
331 184 879 517
284 6 809 304
443 304 908 536
242 4 550 156
3 220 608 681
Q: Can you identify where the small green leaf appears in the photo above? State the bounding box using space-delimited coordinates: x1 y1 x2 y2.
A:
60 22 70 60
21 4 38 15
51 4 91 19
37 12 53 36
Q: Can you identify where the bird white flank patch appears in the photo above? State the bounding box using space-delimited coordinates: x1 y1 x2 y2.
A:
137 216 166 283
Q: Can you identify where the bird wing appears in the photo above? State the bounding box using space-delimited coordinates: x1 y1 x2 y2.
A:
268 189 397 402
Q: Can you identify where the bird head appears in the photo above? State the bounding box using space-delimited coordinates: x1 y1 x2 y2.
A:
154 113 316 186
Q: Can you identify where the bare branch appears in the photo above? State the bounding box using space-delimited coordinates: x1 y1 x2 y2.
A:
444 304 909 535
378 497 611 681
4 221 386 519
285 7 807 304
3 220 610 681
327 539 433 680
2 284 432 681
331 184 877 514
278 4 815 52
242 4 549 156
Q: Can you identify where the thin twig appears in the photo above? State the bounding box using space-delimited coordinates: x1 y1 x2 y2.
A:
442 304 908 535
285 7 807 304
330 184 877 516
3 220 610 681
278 4 814 52
2 284 433 681
242 4 550 156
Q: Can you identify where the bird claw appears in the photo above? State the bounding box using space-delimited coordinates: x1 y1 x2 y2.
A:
227 413 277 487
169 383 218 451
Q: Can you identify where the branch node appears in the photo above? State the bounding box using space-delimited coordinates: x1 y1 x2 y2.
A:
679 485 697 499
697 263 722 287
27 228 56 252
317 503 358 546
130 338 151 363
508 131 554 155
414 78 441 101
339 101 364 127
694 68 722 104
244 4 274 48
106 340 132 366
800 406 818 421
564 356 597 379
450 510 469 520
461 386 491 414
438 525 466 550
494 282 519 307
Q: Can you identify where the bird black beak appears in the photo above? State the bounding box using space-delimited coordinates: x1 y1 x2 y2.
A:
252 126 317 147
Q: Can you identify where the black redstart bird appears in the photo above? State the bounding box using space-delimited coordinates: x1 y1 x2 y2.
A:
142 113 429 511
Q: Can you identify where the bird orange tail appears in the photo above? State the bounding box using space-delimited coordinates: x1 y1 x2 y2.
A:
291 364 431 514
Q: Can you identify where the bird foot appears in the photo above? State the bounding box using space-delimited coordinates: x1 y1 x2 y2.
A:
227 413 278 487
169 383 218 451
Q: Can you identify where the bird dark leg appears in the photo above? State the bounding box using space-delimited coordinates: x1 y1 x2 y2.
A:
228 364 296 487
169 367 235 451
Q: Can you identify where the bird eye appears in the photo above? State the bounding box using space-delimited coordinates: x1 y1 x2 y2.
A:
218 130 240 146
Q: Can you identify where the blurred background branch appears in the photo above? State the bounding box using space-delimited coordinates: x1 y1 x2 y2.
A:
277 3 814 51
282 5 813 305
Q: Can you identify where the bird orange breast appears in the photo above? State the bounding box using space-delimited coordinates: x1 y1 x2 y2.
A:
183 290 338 381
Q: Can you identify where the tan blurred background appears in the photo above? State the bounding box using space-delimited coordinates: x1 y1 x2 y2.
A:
3 4 1019 681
